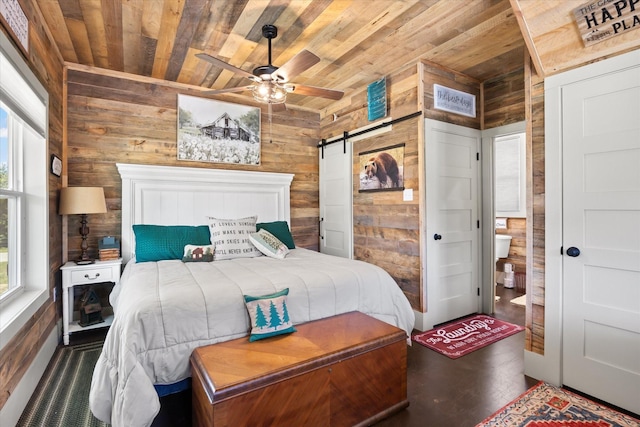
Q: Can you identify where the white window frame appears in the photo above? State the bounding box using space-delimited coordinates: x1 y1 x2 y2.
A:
494 132 527 218
0 30 49 352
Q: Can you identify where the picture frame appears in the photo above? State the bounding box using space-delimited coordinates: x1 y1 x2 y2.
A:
50 154 62 177
177 94 261 165
358 143 405 192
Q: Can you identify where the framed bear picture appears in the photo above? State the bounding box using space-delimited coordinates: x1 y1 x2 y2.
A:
358 143 404 192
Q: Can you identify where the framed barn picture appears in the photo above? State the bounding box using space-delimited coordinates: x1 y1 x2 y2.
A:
358 143 405 192
177 94 261 165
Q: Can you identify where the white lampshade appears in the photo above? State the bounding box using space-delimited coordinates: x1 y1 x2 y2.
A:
59 187 107 215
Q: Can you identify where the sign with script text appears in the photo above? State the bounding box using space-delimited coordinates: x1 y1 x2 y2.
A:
0 0 28 52
433 84 476 118
573 0 640 46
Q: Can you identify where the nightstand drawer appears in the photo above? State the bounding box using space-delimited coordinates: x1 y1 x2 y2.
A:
70 266 113 285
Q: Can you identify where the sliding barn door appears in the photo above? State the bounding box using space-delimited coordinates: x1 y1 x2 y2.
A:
319 141 353 258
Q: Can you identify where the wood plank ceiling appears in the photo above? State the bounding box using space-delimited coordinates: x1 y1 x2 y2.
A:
37 0 525 111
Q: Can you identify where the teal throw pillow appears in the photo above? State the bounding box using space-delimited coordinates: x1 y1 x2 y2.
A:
133 225 211 263
256 221 295 249
244 288 296 342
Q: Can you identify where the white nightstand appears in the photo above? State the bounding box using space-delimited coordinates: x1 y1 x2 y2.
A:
60 258 122 345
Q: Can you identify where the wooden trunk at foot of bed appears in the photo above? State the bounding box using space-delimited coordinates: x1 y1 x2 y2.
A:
190 311 409 427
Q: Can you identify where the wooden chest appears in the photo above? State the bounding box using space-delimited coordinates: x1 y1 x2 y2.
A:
190 311 408 427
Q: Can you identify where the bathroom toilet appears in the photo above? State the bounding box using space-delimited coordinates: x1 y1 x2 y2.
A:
495 234 512 261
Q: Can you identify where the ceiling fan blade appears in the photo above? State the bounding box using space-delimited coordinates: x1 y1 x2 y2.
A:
196 53 256 80
273 50 320 82
202 85 254 95
290 84 344 100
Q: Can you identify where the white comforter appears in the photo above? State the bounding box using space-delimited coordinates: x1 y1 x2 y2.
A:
89 248 415 427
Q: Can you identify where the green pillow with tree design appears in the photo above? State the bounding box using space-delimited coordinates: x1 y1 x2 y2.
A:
244 288 296 342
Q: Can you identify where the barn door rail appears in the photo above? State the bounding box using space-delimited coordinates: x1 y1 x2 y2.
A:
318 111 422 159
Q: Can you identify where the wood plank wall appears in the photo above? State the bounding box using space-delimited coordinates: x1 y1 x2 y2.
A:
64 66 321 262
319 61 484 312
320 64 421 309
421 61 482 129
483 65 544 354
528 67 545 355
483 68 525 129
0 1 64 412
483 67 527 278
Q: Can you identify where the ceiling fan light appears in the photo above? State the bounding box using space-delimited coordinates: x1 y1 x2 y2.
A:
257 82 270 96
252 81 287 104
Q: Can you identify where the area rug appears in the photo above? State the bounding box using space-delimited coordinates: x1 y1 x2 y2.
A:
412 314 524 359
476 381 640 426
16 341 107 427
511 294 527 306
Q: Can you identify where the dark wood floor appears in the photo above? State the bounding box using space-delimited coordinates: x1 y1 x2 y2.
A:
376 285 537 426
69 285 534 427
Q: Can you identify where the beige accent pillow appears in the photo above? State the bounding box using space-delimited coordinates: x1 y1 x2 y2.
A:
207 216 262 260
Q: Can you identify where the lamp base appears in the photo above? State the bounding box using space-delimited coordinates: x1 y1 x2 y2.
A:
76 259 95 265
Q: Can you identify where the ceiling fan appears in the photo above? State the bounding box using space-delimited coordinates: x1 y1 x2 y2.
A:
196 24 344 107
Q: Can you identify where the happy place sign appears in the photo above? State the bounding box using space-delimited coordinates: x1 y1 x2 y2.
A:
573 0 640 46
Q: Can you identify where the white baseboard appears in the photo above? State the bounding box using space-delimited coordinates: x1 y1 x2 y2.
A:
524 349 561 386
413 310 431 332
0 328 58 427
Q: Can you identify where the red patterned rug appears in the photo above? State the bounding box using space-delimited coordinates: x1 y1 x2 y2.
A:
412 314 524 359
476 381 640 426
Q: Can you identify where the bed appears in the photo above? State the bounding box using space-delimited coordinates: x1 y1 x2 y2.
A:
89 163 415 427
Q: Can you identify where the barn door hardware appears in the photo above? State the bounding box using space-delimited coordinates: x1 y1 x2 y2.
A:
317 111 422 150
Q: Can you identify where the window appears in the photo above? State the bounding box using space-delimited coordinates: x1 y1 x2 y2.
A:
0 104 21 301
495 132 526 218
0 30 48 348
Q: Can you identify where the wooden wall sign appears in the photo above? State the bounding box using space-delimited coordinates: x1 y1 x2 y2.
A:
573 0 640 46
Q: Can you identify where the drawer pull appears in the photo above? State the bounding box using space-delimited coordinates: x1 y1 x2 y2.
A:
84 273 101 280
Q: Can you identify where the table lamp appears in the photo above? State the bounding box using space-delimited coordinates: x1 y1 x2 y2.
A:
59 186 107 264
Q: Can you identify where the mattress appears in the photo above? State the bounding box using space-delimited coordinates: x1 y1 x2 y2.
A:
89 248 415 427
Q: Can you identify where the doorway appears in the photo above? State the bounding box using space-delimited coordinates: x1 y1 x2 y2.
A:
480 121 527 318
422 119 481 330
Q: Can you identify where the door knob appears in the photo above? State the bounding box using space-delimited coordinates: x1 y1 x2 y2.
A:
434 234 442 240
566 247 580 257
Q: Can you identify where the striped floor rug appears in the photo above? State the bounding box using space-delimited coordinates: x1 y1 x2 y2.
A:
17 341 107 427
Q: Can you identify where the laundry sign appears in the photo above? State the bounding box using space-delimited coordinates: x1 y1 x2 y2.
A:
573 0 640 46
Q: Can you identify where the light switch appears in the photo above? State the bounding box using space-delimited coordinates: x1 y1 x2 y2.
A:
403 188 413 201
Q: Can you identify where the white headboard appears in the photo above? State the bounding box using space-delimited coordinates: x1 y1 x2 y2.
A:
117 163 294 263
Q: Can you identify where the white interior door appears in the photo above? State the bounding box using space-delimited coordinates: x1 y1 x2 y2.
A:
562 62 640 414
319 140 353 258
424 119 481 329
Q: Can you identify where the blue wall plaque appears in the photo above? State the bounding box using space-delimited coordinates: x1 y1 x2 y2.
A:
367 77 387 121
